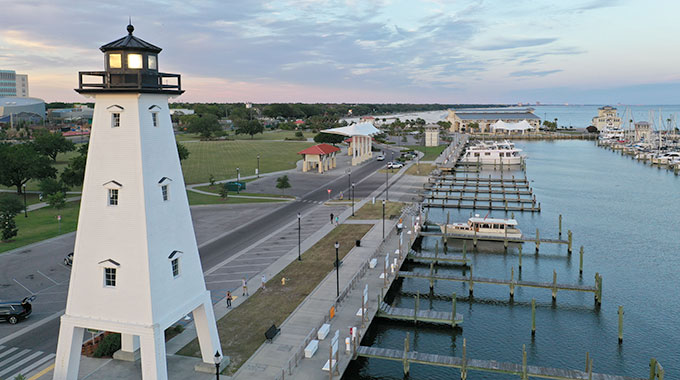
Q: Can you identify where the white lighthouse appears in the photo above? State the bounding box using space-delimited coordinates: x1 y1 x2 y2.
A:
53 24 222 380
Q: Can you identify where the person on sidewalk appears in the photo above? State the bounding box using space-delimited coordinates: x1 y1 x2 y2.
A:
242 276 249 296
330 212 334 224
261 274 267 290
335 215 339 225
226 291 232 308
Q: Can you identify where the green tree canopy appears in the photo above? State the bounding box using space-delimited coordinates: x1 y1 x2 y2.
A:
176 142 190 161
0 143 57 194
61 143 88 188
276 175 291 194
0 195 24 216
39 178 68 196
234 119 264 139
313 132 345 145
32 130 75 161
186 114 221 138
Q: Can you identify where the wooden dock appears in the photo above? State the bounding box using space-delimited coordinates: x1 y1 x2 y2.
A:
423 199 541 212
407 251 470 265
377 300 463 327
422 194 535 203
430 176 529 184
356 340 648 380
423 185 533 196
419 230 569 247
398 269 602 303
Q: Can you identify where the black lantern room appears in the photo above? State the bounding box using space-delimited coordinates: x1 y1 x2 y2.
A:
77 23 183 95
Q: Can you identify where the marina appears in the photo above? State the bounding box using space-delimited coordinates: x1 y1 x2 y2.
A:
342 138 676 380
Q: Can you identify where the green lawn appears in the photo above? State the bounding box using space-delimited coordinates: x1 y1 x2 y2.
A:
186 191 288 205
0 192 47 206
193 185 295 199
350 201 404 220
0 149 81 193
175 130 315 142
180 140 313 184
0 201 80 253
406 145 447 161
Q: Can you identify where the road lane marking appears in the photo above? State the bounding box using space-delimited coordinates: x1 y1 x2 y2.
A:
0 351 43 378
12 279 34 294
36 270 59 285
17 354 55 380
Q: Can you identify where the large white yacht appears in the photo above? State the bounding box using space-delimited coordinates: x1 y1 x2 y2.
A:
439 215 522 238
599 127 625 141
461 140 524 165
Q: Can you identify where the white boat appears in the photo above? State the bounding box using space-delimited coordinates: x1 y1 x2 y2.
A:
439 215 522 238
652 151 680 165
599 127 625 141
461 140 524 165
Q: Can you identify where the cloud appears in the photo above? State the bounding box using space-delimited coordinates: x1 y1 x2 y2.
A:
475 37 558 51
510 69 563 77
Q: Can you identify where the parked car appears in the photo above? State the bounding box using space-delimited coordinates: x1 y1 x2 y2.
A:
0 297 34 324
387 162 404 169
64 252 74 266
376 155 385 161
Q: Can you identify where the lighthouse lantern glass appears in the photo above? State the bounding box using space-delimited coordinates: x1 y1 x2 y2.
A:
128 53 143 69
109 54 122 69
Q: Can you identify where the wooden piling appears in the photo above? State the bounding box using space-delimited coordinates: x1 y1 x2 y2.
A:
518 245 523 270
414 291 419 324
522 344 528 380
558 214 562 237
452 292 457 327
579 246 584 276
429 262 434 290
468 266 474 296
585 352 589 373
461 338 468 380
568 230 573 254
552 270 557 301
510 267 515 298
618 305 623 344
504 225 508 250
462 241 467 261
531 298 536 336
535 228 540 252
403 332 410 375
594 273 603 304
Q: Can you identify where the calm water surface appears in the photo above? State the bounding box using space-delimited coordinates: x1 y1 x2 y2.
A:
343 140 679 379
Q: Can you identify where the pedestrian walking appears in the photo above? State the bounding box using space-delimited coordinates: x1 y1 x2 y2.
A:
330 213 334 224
226 291 232 308
334 215 339 225
261 274 267 290
242 276 249 296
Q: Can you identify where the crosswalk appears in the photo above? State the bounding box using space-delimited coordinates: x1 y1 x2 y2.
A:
0 345 54 380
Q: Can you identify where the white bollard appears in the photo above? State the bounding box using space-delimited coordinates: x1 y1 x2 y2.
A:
345 337 351 353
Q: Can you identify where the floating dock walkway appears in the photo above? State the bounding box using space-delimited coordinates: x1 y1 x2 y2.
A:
407 251 470 265
356 339 649 380
377 299 463 327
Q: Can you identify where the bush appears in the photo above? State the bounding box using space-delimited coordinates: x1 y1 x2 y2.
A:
294 131 304 138
93 333 121 358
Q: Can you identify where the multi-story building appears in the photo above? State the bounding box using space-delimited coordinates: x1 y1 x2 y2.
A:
591 106 621 131
446 108 540 133
0 70 30 97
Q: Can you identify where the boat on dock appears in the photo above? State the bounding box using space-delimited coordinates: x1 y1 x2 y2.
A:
461 140 524 165
438 215 522 238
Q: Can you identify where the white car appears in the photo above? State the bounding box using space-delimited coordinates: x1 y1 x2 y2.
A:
376 155 385 161
387 162 404 169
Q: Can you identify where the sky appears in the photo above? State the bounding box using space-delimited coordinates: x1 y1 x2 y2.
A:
2 0 680 104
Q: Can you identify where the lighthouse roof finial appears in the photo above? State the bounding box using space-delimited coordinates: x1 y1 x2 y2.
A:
127 18 134 35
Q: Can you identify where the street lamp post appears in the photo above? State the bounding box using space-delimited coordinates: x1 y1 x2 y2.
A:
351 183 355 216
214 351 221 380
297 212 301 261
347 169 351 201
236 167 240 181
257 154 260 178
334 241 340 297
382 200 385 239
385 163 389 201
22 184 27 218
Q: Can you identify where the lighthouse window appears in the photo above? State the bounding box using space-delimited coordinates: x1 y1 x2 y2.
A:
152 112 159 127
161 184 169 201
171 258 180 278
104 267 117 287
109 54 122 69
108 188 119 206
127 53 143 69
148 55 157 70
111 113 120 128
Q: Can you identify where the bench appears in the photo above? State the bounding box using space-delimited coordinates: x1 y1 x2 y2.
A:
264 324 280 343
369 258 377 269
317 323 330 340
304 339 319 358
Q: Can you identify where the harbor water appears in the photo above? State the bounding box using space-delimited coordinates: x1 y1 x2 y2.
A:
343 140 679 379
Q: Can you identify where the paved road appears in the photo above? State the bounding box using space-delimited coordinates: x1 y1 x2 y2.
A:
0 147 398 371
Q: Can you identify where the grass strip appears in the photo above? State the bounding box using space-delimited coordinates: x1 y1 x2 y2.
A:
406 144 447 161
192 185 295 199
404 163 436 176
186 191 287 205
177 223 373 374
349 201 404 220
0 201 80 253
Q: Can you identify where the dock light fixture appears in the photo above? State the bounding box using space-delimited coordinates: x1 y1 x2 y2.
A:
257 154 260 178
297 212 302 261
351 183 356 216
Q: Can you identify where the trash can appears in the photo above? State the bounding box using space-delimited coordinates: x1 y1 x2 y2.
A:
355 240 361 247
225 181 246 192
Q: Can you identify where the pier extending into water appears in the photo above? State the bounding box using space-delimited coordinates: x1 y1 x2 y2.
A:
377 290 463 327
356 337 650 380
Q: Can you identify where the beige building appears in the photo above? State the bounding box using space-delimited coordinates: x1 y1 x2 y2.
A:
591 106 621 131
446 108 540 133
298 144 340 173
634 121 652 141
425 125 439 146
